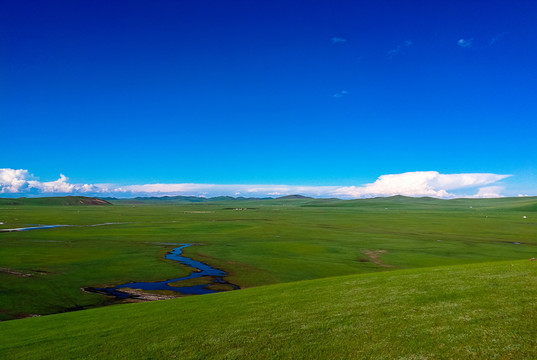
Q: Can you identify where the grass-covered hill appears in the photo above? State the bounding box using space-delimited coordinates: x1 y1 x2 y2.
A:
102 195 274 204
1 259 536 359
303 194 537 210
0 196 111 206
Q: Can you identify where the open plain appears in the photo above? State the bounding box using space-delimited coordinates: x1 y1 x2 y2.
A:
1 196 536 358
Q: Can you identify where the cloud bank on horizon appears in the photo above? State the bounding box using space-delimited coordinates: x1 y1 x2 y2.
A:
0 168 515 199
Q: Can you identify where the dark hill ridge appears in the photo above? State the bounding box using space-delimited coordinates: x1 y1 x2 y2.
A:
2 195 536 208
102 195 274 204
0 196 111 206
276 194 313 200
104 194 316 203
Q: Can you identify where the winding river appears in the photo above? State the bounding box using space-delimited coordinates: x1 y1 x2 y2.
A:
0 225 70 232
89 244 239 298
1 224 239 299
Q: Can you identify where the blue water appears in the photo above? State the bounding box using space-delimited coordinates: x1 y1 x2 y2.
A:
93 244 239 299
0 225 239 298
0 225 70 232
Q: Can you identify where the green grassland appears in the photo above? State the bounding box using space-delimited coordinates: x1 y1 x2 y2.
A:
1 260 536 359
0 196 536 321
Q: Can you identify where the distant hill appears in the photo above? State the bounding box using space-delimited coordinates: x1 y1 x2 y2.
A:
302 195 537 210
0 196 111 206
3 194 534 208
104 195 274 204
104 194 327 204
276 194 313 200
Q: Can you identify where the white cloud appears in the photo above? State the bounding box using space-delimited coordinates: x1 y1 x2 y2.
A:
0 169 513 199
333 90 348 98
387 40 413 57
116 183 209 193
457 38 473 48
0 168 107 194
331 37 347 44
490 32 508 46
0 168 32 193
29 174 75 193
470 186 505 198
332 171 510 198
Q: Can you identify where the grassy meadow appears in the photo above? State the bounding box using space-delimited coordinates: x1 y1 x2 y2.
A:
1 196 536 321
1 260 536 359
0 195 536 358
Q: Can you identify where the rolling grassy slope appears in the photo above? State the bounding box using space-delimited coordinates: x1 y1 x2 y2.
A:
1 260 536 359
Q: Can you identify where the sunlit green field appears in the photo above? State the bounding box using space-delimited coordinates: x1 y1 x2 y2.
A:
1 260 536 359
1 196 536 321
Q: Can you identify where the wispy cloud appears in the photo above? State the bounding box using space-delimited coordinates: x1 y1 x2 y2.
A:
0 169 514 199
490 32 509 46
332 90 348 98
387 40 413 58
331 37 347 44
457 38 473 48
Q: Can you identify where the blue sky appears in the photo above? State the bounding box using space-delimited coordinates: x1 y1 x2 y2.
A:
1 0 536 197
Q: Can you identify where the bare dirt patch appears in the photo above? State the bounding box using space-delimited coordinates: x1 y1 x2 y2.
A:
360 249 394 268
117 288 180 301
0 268 33 277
